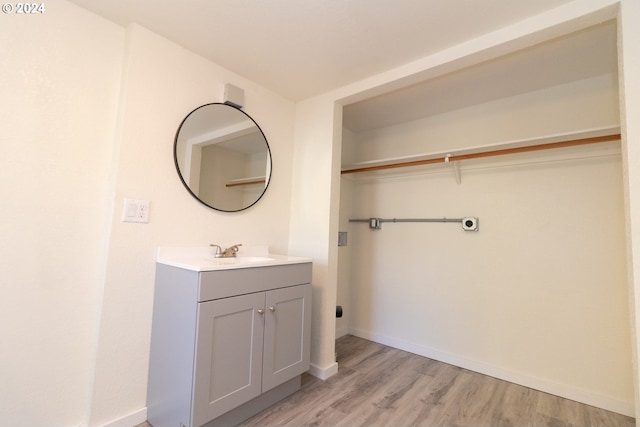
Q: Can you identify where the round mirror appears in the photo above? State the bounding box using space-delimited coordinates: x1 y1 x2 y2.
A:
174 103 272 212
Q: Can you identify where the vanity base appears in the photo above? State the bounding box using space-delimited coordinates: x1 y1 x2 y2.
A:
148 258 311 427
203 376 301 427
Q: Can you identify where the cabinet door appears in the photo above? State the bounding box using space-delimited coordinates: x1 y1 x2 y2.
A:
262 284 312 392
192 292 265 426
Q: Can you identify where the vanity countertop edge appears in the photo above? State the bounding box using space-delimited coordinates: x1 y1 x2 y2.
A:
156 245 312 272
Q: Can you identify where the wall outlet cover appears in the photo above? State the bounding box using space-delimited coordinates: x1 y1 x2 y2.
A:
122 198 149 223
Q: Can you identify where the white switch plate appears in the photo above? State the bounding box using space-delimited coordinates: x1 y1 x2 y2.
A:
122 198 149 223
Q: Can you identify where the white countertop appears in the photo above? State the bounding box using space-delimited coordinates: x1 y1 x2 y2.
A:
156 245 312 272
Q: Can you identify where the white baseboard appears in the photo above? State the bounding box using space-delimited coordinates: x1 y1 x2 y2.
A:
348 328 635 418
309 361 339 380
93 364 339 427
95 407 147 427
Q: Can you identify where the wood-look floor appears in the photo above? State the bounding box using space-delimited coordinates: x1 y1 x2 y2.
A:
141 334 636 427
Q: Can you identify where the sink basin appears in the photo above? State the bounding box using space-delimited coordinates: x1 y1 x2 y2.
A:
209 256 275 264
156 246 311 271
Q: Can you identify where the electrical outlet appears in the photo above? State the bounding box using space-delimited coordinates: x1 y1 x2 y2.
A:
338 232 348 246
462 217 478 231
122 198 150 223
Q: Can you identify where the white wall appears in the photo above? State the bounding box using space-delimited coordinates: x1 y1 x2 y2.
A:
87 25 296 426
289 99 342 377
0 4 297 426
618 0 640 420
350 74 619 163
336 128 356 338
200 145 245 210
341 75 633 414
0 3 125 426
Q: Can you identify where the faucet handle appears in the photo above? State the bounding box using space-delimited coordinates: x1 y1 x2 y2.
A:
211 243 242 258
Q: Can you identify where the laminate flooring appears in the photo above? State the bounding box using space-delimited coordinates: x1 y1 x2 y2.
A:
141 334 635 427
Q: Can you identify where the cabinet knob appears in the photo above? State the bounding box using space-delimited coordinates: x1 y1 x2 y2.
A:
257 309 264 315
269 306 276 312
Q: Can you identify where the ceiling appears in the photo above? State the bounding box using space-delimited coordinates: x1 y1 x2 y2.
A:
68 0 617 132
68 0 582 102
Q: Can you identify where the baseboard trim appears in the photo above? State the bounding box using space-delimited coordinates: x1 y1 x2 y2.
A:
95 364 339 427
348 328 634 418
94 407 147 427
309 361 339 380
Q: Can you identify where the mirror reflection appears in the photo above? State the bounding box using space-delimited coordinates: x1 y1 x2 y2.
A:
174 103 271 212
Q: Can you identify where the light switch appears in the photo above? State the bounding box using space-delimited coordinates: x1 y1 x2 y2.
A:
122 198 150 223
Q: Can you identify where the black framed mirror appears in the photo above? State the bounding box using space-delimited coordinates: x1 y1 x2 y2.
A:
174 103 272 212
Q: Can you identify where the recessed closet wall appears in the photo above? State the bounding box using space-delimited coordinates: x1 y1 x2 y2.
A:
338 49 633 416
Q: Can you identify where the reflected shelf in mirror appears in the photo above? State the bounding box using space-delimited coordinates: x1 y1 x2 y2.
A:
225 176 267 188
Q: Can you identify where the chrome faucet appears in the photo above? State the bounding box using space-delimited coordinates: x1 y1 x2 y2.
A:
210 244 222 257
210 243 242 258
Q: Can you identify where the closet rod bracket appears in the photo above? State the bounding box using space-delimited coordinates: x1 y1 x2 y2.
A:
444 154 461 184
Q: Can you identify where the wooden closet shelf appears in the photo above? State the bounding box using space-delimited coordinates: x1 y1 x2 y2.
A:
341 128 621 175
225 177 266 188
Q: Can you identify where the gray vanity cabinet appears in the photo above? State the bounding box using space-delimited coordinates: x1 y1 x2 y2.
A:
192 284 311 426
192 292 265 425
147 262 312 427
262 285 312 390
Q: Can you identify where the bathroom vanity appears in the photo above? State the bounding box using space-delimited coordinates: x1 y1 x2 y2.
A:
147 247 312 427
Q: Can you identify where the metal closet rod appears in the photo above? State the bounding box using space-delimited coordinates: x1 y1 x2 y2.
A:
341 133 621 175
349 217 464 224
351 216 479 231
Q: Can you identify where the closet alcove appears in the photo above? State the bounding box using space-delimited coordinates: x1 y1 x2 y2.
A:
336 20 633 416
